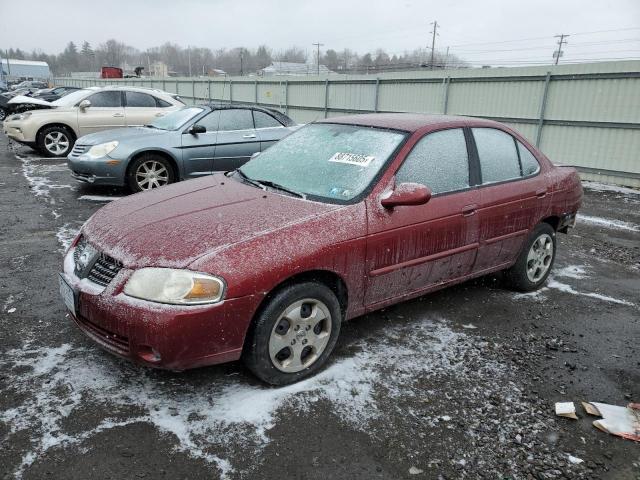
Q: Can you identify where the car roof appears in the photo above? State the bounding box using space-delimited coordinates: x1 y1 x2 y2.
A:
200 102 295 126
318 113 502 133
84 85 175 96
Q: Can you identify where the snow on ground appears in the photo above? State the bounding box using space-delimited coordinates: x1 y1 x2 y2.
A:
582 181 640 196
0 317 526 479
55 224 80 253
514 264 635 306
577 214 639 232
16 153 73 204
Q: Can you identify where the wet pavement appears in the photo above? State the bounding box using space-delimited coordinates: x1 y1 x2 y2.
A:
1 134 639 480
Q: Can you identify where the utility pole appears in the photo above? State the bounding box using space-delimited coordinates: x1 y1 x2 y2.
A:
554 34 569 65
188 46 192 77
239 49 244 76
312 42 324 76
429 21 439 69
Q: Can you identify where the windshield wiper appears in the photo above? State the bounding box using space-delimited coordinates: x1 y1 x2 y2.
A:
144 124 163 129
233 168 264 190
251 179 306 199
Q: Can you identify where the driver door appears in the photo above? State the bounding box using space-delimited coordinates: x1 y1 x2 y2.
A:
180 110 220 179
364 128 479 307
77 91 126 136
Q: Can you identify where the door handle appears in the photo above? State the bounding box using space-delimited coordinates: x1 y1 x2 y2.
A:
462 204 477 216
535 188 547 198
112 113 124 117
242 134 257 139
155 112 165 117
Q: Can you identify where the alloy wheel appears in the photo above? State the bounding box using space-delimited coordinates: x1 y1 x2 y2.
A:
135 160 169 190
526 233 554 282
268 298 332 373
44 131 70 155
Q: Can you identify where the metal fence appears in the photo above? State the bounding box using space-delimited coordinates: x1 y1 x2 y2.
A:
56 60 640 187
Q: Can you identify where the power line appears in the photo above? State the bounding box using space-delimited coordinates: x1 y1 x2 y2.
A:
312 42 324 75
554 34 570 65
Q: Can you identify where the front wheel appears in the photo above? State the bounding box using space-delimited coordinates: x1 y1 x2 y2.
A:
0 108 6 121
504 223 557 292
37 125 74 158
243 282 342 385
127 154 175 192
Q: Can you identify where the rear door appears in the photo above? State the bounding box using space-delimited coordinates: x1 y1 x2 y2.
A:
253 110 288 151
364 128 479 306
77 91 126 136
211 109 260 171
470 127 548 272
124 91 167 127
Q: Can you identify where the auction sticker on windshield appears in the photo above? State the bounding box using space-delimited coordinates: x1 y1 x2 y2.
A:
329 152 375 167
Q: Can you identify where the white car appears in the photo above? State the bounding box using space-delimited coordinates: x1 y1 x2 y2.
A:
2 86 184 157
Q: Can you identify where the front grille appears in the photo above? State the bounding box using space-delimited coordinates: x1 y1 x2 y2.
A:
87 254 123 286
70 144 90 156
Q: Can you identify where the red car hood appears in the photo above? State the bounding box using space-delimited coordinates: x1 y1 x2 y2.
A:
82 175 342 268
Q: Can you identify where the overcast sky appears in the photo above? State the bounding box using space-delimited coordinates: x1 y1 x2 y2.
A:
1 0 639 66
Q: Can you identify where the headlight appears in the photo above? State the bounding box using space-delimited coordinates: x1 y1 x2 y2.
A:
124 268 225 305
9 111 32 121
86 141 119 159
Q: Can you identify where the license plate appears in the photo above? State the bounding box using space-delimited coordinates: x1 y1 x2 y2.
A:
58 274 77 316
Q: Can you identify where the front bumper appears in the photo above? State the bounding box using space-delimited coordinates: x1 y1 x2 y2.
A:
61 247 262 370
3 122 32 143
67 153 127 187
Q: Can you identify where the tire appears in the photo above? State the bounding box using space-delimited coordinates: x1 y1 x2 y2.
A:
0 108 6 121
37 125 74 158
504 222 557 292
243 282 342 385
127 154 175 192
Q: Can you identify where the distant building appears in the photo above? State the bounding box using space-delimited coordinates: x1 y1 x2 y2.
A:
259 62 332 76
207 68 227 77
1 58 51 82
150 61 169 77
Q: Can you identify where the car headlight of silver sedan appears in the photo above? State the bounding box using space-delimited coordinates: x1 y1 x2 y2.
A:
124 268 225 305
86 141 119 159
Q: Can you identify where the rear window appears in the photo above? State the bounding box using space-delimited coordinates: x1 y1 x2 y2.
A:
253 111 283 128
472 128 520 184
125 91 157 108
517 141 541 176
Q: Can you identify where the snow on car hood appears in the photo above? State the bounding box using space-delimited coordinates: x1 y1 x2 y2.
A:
76 126 169 146
82 174 341 268
7 95 53 107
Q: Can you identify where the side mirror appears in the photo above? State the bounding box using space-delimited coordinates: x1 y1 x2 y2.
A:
381 182 432 208
78 99 91 110
190 124 206 134
250 151 261 160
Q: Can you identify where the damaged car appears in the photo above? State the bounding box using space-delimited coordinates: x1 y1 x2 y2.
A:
59 113 583 385
2 86 184 157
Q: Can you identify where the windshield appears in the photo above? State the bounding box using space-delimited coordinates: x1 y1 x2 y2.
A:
148 107 204 130
239 123 407 203
52 89 91 106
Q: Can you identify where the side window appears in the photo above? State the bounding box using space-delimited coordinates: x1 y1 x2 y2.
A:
86 91 122 107
156 98 172 108
125 91 157 108
195 110 221 131
396 128 469 194
253 111 283 128
216 109 254 131
517 141 541 176
472 128 520 183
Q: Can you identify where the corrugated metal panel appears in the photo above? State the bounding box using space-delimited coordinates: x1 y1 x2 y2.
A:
448 80 543 118
545 78 640 123
378 82 444 113
540 125 640 173
328 82 376 110
288 82 325 108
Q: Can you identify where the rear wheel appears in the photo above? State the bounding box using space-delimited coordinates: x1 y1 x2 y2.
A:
504 223 556 292
243 282 342 385
127 154 175 192
37 125 74 157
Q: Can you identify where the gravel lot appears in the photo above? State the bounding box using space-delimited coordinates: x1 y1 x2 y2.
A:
1 133 639 480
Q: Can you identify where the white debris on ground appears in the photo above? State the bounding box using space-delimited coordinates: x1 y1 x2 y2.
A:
577 214 639 232
79 195 124 202
16 153 73 204
0 316 586 479
55 224 80 253
566 454 584 465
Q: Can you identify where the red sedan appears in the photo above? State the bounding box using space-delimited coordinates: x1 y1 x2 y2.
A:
59 114 583 385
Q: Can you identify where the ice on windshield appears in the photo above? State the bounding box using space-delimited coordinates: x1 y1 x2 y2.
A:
240 123 406 202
